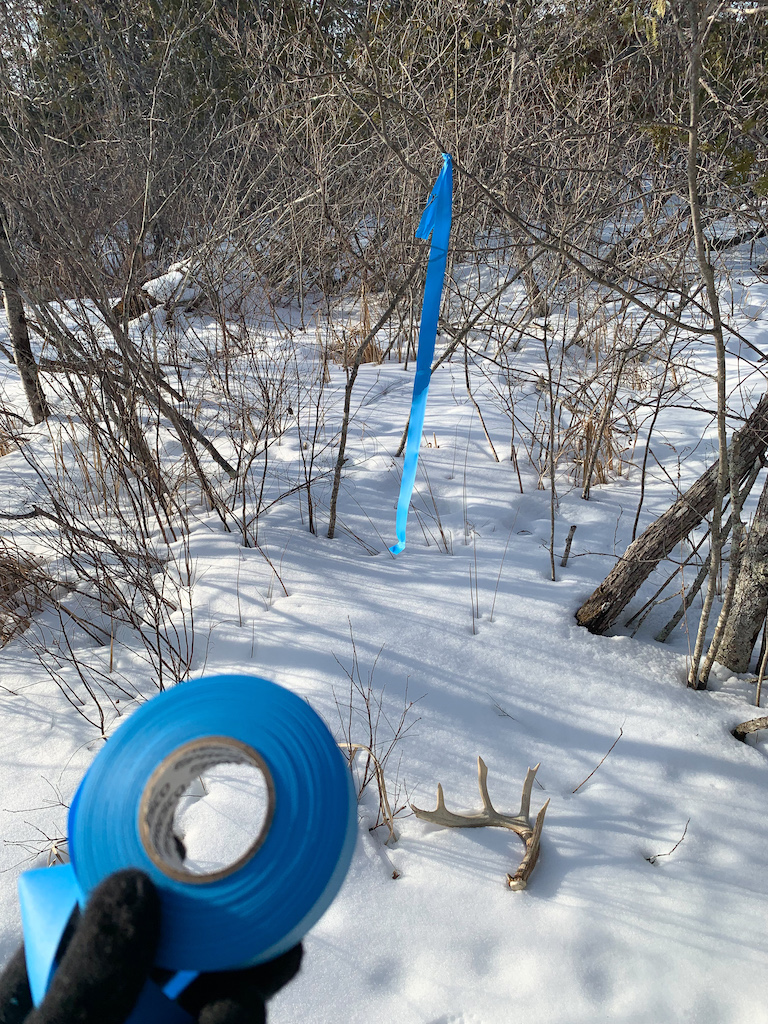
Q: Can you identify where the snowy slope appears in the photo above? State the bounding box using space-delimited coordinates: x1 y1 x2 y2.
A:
0 261 767 1023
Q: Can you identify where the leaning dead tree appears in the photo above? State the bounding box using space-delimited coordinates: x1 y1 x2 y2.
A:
715 473 768 673
411 757 549 890
576 392 768 635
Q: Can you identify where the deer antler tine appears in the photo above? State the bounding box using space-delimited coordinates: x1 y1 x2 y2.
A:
436 782 447 812
507 798 549 891
476 757 497 815
533 799 549 841
519 762 540 820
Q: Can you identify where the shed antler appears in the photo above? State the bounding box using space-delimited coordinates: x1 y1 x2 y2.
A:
411 757 549 890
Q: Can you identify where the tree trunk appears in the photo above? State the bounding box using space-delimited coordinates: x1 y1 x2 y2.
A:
575 391 768 634
0 230 49 424
683 7 729 690
509 224 548 318
715 473 768 672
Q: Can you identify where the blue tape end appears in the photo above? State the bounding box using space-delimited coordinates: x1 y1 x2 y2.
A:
389 541 405 555
18 864 80 1006
162 970 199 1001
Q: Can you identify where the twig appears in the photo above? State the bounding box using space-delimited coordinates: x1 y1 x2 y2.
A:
473 530 479 619
756 614 768 707
645 819 690 864
339 742 398 844
572 724 624 793
488 694 517 720
490 524 515 622
469 562 476 635
464 340 499 462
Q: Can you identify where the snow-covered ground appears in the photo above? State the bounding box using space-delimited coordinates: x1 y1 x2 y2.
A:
0 250 767 1023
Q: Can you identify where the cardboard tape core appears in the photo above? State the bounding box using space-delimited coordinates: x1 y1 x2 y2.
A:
139 737 275 884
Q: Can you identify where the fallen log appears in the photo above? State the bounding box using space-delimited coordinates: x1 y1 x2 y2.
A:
575 391 768 634
732 716 768 741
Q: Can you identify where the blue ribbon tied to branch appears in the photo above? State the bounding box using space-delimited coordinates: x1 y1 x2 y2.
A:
390 153 453 555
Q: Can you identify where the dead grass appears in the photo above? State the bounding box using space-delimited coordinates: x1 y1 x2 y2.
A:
0 540 46 647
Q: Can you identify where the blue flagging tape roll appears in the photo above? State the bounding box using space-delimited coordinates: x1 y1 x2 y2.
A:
18 674 358 1022
390 153 453 555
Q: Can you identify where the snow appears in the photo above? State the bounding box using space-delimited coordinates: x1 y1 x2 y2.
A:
142 264 199 305
1 246 767 1023
175 763 272 875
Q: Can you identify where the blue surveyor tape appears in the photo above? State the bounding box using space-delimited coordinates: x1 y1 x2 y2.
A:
390 153 453 555
17 674 357 1021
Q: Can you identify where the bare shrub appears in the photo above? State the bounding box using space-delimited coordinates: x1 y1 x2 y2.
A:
334 623 420 841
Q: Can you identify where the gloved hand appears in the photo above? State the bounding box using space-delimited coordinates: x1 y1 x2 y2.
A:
0 870 302 1024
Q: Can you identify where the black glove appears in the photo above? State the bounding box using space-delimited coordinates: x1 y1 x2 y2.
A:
0 870 302 1024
